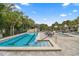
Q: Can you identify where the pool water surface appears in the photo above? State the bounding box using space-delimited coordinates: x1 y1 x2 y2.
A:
0 33 51 47
0 33 38 47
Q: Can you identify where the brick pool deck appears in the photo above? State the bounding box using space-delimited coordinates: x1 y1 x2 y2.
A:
0 32 79 56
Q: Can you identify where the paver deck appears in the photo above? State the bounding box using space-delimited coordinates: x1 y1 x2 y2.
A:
0 32 79 56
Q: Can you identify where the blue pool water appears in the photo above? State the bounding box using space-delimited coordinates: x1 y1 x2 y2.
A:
0 33 38 47
28 41 51 47
0 33 50 47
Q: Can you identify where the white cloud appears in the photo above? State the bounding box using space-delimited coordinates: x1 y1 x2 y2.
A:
21 3 30 6
67 10 78 16
69 13 72 15
32 11 36 14
15 5 21 10
73 10 78 12
43 18 47 20
62 3 70 7
60 14 67 17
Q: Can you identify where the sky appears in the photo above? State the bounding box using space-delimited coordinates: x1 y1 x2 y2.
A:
15 3 79 26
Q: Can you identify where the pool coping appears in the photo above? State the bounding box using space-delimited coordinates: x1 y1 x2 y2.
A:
0 32 61 51
0 32 27 42
0 40 61 51
0 47 61 51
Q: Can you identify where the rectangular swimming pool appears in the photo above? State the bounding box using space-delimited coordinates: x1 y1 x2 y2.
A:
0 33 51 47
0 33 61 51
0 33 38 47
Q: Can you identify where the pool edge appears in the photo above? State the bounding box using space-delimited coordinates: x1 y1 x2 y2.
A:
0 40 61 51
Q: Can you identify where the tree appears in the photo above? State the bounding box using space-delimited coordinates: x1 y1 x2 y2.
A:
39 24 48 31
0 4 13 35
51 22 60 31
0 3 35 37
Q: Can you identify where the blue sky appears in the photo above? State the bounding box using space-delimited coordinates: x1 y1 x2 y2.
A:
15 3 79 26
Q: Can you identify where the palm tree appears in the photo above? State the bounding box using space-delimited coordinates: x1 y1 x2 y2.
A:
0 4 14 36
0 3 36 37
0 4 23 35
